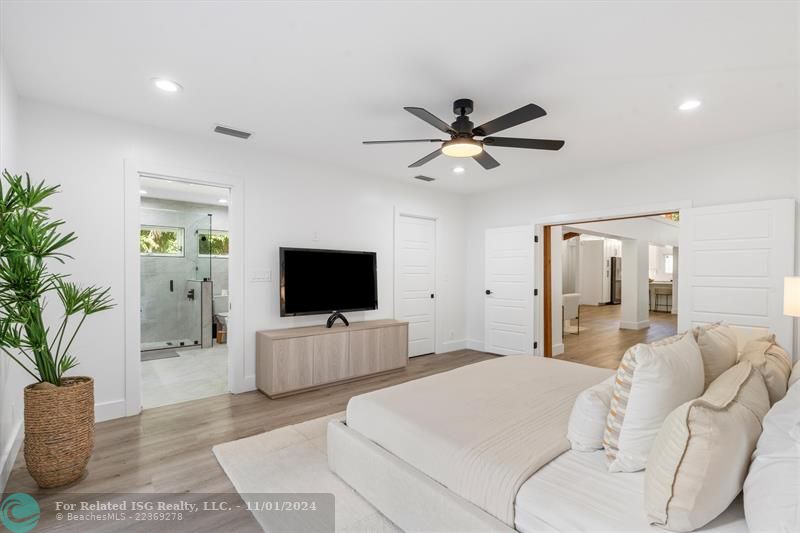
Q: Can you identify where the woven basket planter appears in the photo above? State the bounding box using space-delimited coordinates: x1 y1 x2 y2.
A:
24 377 95 488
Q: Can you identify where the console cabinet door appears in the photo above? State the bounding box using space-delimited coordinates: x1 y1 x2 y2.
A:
270 337 314 394
349 329 381 377
380 325 408 370
313 332 349 385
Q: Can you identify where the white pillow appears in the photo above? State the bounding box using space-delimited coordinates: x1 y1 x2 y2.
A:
789 359 800 388
603 332 705 473
693 322 738 389
743 379 800 533
567 375 615 452
645 361 770 532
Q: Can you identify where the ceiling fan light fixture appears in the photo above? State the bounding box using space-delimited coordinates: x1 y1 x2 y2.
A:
442 139 483 158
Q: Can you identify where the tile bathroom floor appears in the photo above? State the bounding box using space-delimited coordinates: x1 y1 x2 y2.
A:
141 343 228 409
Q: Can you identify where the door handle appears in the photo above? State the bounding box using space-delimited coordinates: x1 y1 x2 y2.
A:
485 289 492 295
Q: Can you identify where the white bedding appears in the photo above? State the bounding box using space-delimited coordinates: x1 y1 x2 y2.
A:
515 450 748 533
346 356 613 526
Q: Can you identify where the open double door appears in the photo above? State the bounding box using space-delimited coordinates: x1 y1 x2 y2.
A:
484 199 796 358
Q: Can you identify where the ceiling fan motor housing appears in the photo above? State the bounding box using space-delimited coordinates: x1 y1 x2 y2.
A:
453 98 474 115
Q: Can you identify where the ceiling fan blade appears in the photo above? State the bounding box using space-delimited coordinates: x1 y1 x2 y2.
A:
473 150 500 170
363 139 444 144
404 107 455 134
408 148 442 168
483 137 565 150
473 104 547 136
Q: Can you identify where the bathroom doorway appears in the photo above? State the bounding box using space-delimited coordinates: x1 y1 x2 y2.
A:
138 177 231 408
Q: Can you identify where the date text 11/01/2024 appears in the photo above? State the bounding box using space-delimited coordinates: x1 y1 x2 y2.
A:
54 499 320 513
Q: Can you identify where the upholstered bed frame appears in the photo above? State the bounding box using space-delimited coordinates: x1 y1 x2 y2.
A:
327 419 516 533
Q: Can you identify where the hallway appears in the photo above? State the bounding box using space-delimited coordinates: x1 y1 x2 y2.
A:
557 304 678 369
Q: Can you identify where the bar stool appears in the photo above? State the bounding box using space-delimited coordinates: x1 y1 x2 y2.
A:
654 287 672 313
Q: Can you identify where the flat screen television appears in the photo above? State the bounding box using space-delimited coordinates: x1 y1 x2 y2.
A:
280 247 377 317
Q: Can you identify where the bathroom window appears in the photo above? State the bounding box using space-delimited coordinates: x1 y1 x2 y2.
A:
198 230 229 257
665 254 674 274
140 226 184 256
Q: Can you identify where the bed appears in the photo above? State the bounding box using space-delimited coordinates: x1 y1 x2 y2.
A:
515 450 746 532
327 356 748 532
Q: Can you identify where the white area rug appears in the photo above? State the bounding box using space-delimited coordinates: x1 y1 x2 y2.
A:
213 412 400 533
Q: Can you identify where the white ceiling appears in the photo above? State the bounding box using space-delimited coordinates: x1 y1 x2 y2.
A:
1 1 797 193
140 176 229 206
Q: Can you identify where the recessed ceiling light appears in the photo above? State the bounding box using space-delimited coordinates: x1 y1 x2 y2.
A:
452 166 465 174
218 198 228 204
140 189 147 195
678 99 701 111
153 78 182 93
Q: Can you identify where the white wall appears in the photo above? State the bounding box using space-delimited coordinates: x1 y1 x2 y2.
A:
17 99 468 421
465 129 799 348
0 50 27 490
578 239 605 306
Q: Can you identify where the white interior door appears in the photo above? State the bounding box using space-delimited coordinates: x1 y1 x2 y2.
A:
484 226 535 355
678 199 795 355
396 215 436 357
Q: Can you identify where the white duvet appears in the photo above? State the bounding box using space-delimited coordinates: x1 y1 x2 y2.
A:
346 356 613 526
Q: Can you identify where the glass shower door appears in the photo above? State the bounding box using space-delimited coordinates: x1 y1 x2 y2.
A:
140 224 202 351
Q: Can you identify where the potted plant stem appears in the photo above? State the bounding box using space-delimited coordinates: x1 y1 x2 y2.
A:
0 170 113 488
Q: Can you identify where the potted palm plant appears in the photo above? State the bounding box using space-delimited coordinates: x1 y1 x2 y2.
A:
0 170 113 488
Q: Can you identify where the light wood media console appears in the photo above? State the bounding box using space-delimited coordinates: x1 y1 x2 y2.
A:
256 319 409 398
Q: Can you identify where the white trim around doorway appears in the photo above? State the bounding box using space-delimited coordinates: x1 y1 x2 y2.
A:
123 160 246 417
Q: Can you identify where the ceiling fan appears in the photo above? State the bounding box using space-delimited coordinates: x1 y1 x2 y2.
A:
363 99 564 170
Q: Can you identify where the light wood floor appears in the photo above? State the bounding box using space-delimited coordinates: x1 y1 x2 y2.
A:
558 304 678 369
4 349 495 530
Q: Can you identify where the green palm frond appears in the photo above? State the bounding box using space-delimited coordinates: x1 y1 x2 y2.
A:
0 170 114 385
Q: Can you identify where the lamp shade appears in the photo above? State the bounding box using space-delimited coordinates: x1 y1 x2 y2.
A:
783 277 800 317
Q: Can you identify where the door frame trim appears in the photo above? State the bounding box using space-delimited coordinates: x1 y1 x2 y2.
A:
123 160 246 417
393 208 438 356
533 201 691 357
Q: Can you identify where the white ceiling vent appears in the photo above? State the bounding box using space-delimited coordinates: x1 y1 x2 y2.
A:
214 125 252 139
413 175 435 182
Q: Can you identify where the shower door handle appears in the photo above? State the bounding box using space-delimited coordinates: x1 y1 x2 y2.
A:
170 280 174 292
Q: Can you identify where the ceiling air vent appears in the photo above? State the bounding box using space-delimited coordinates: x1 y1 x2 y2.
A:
214 125 252 139
413 175 435 182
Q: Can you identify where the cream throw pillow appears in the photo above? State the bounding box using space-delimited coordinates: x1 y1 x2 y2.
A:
738 335 792 405
603 332 704 473
644 362 770 532
567 375 615 452
693 322 738 389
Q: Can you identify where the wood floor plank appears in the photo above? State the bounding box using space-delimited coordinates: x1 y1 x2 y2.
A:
557 304 678 369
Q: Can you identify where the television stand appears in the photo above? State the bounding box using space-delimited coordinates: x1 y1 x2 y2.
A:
326 311 349 328
256 319 409 398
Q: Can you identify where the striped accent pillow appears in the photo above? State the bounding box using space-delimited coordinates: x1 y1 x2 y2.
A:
603 345 638 464
603 332 704 472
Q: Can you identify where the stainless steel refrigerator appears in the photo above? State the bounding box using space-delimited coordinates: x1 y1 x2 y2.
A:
609 256 622 304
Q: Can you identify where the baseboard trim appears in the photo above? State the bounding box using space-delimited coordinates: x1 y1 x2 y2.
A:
620 320 651 330
95 399 127 422
0 420 23 493
552 343 565 356
466 339 484 352
438 339 466 353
